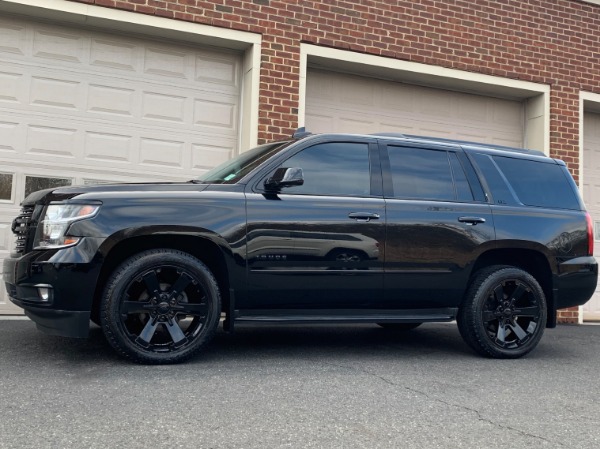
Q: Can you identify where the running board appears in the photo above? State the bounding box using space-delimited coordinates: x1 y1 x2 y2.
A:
234 308 457 324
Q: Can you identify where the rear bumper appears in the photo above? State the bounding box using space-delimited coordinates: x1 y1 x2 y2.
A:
556 256 598 309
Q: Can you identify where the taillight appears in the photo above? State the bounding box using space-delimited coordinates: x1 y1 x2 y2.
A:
586 212 594 256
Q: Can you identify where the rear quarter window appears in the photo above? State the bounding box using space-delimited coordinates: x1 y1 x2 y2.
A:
477 153 581 210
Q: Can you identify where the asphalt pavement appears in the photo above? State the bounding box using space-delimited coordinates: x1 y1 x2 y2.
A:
0 319 599 449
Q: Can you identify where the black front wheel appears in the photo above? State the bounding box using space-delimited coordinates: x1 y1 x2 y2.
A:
101 249 221 364
457 265 547 359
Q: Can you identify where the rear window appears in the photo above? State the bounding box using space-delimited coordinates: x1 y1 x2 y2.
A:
387 146 475 202
476 153 581 210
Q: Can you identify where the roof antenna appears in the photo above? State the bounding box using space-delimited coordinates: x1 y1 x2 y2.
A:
292 127 312 139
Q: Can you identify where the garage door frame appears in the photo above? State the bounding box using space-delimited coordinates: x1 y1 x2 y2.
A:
0 0 261 315
0 0 262 152
579 91 600 323
299 43 549 154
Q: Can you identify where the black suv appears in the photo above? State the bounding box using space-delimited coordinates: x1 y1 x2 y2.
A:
3 131 597 363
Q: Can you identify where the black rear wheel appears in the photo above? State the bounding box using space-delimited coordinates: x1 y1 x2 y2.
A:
101 249 221 364
457 265 546 358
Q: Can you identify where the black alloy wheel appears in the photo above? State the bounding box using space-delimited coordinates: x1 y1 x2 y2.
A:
457 265 547 359
101 249 221 364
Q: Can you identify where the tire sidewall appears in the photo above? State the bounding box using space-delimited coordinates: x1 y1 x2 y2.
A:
465 267 547 359
101 249 221 364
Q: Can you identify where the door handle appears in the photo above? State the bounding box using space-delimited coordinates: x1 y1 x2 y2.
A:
349 212 380 222
458 216 486 225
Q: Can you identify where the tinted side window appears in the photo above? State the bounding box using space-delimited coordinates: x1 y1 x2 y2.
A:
387 146 456 201
471 153 518 206
449 152 474 202
492 156 581 210
275 142 371 196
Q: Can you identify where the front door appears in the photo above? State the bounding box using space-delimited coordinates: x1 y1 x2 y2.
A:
244 140 385 309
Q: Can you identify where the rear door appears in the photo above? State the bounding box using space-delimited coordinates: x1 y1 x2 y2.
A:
380 140 495 309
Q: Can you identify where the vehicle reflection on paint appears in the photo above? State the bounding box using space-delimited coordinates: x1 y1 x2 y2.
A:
245 229 379 269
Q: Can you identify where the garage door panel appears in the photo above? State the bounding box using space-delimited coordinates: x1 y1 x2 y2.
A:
193 97 238 131
306 69 524 148
84 131 133 164
31 75 83 110
0 71 22 103
195 52 239 86
192 141 236 170
0 19 27 55
0 60 240 136
88 83 135 117
583 112 600 320
342 78 377 107
303 113 334 134
0 16 243 314
0 19 241 96
457 95 489 122
0 120 20 153
381 86 415 110
339 117 377 135
26 123 80 159
32 27 86 64
90 38 138 72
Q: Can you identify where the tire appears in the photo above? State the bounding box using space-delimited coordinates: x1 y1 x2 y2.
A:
100 249 221 364
327 249 365 263
377 322 422 331
457 265 547 359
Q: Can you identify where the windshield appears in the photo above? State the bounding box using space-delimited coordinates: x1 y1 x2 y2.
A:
195 141 292 184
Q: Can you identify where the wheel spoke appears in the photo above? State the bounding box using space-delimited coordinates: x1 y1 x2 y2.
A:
142 271 161 298
121 300 151 315
496 323 507 343
482 310 497 322
136 318 158 345
168 272 193 300
177 302 207 316
509 284 526 303
509 321 528 342
165 320 188 345
493 285 504 303
513 306 540 317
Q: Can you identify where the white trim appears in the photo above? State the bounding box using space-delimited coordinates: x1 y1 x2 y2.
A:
0 0 261 150
580 0 600 6
299 44 550 154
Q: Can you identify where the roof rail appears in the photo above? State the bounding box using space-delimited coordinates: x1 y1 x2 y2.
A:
292 127 312 139
370 132 406 138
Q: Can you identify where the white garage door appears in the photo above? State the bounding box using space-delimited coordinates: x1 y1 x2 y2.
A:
583 112 600 321
305 69 524 147
0 16 242 314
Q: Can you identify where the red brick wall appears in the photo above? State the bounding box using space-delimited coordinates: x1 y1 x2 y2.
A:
68 0 599 322
68 1 600 169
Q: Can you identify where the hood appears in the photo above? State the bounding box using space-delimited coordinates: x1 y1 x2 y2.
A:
22 182 211 206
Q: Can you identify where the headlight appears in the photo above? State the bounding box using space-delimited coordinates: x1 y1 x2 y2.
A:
33 204 100 249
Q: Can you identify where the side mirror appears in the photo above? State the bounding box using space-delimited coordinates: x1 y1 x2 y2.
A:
264 167 304 191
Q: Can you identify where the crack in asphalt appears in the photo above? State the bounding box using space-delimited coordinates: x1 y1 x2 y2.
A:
322 361 564 447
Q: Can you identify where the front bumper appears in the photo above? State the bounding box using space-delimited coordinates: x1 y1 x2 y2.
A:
3 239 104 338
22 307 90 338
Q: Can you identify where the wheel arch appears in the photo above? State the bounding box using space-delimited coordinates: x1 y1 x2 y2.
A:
469 248 555 327
91 232 234 324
